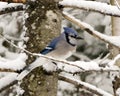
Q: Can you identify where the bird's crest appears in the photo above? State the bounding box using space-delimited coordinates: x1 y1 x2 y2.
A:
63 27 78 37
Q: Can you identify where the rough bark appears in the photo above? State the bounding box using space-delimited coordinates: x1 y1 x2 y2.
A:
21 0 62 96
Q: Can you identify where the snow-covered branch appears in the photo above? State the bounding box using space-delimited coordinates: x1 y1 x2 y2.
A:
115 0 120 10
63 12 120 49
0 32 84 72
0 3 25 15
59 75 113 96
17 53 120 80
59 0 120 17
0 29 119 93
4 35 23 41
0 73 18 93
57 57 120 74
0 53 27 71
0 31 119 79
0 58 119 92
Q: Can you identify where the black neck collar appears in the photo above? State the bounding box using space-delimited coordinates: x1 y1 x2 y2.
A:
65 33 76 47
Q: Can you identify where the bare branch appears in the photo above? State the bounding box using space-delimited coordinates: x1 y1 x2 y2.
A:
73 52 91 61
62 12 120 49
59 0 120 17
59 75 113 96
0 69 16 72
0 0 26 3
0 4 25 15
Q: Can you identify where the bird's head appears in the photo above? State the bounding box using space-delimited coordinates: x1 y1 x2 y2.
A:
63 27 83 46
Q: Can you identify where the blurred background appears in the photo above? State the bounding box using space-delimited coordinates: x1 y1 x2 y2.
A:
0 0 114 96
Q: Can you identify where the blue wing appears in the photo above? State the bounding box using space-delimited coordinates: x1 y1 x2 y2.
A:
40 37 60 55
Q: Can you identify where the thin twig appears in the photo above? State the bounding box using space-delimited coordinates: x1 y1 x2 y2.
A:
58 75 113 96
62 12 120 49
61 68 119 75
0 34 32 55
115 0 120 11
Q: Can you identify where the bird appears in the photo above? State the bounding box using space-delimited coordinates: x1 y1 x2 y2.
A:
17 27 83 80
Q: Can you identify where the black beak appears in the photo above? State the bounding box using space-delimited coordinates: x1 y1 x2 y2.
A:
76 36 84 39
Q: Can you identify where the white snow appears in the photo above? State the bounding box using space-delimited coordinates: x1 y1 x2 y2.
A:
0 53 27 70
17 57 46 80
116 88 120 96
0 1 120 95
109 54 120 66
59 0 120 17
58 80 75 91
57 60 119 74
0 3 24 11
5 51 19 59
12 82 24 95
92 30 120 48
74 61 100 70
0 73 18 90
4 17 18 36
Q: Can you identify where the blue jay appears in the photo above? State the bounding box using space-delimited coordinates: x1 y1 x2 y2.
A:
17 27 83 80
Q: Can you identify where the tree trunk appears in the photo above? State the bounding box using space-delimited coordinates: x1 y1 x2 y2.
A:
110 0 120 66
110 0 120 96
21 0 62 96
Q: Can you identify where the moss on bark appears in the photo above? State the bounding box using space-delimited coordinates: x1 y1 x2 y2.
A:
21 0 62 95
